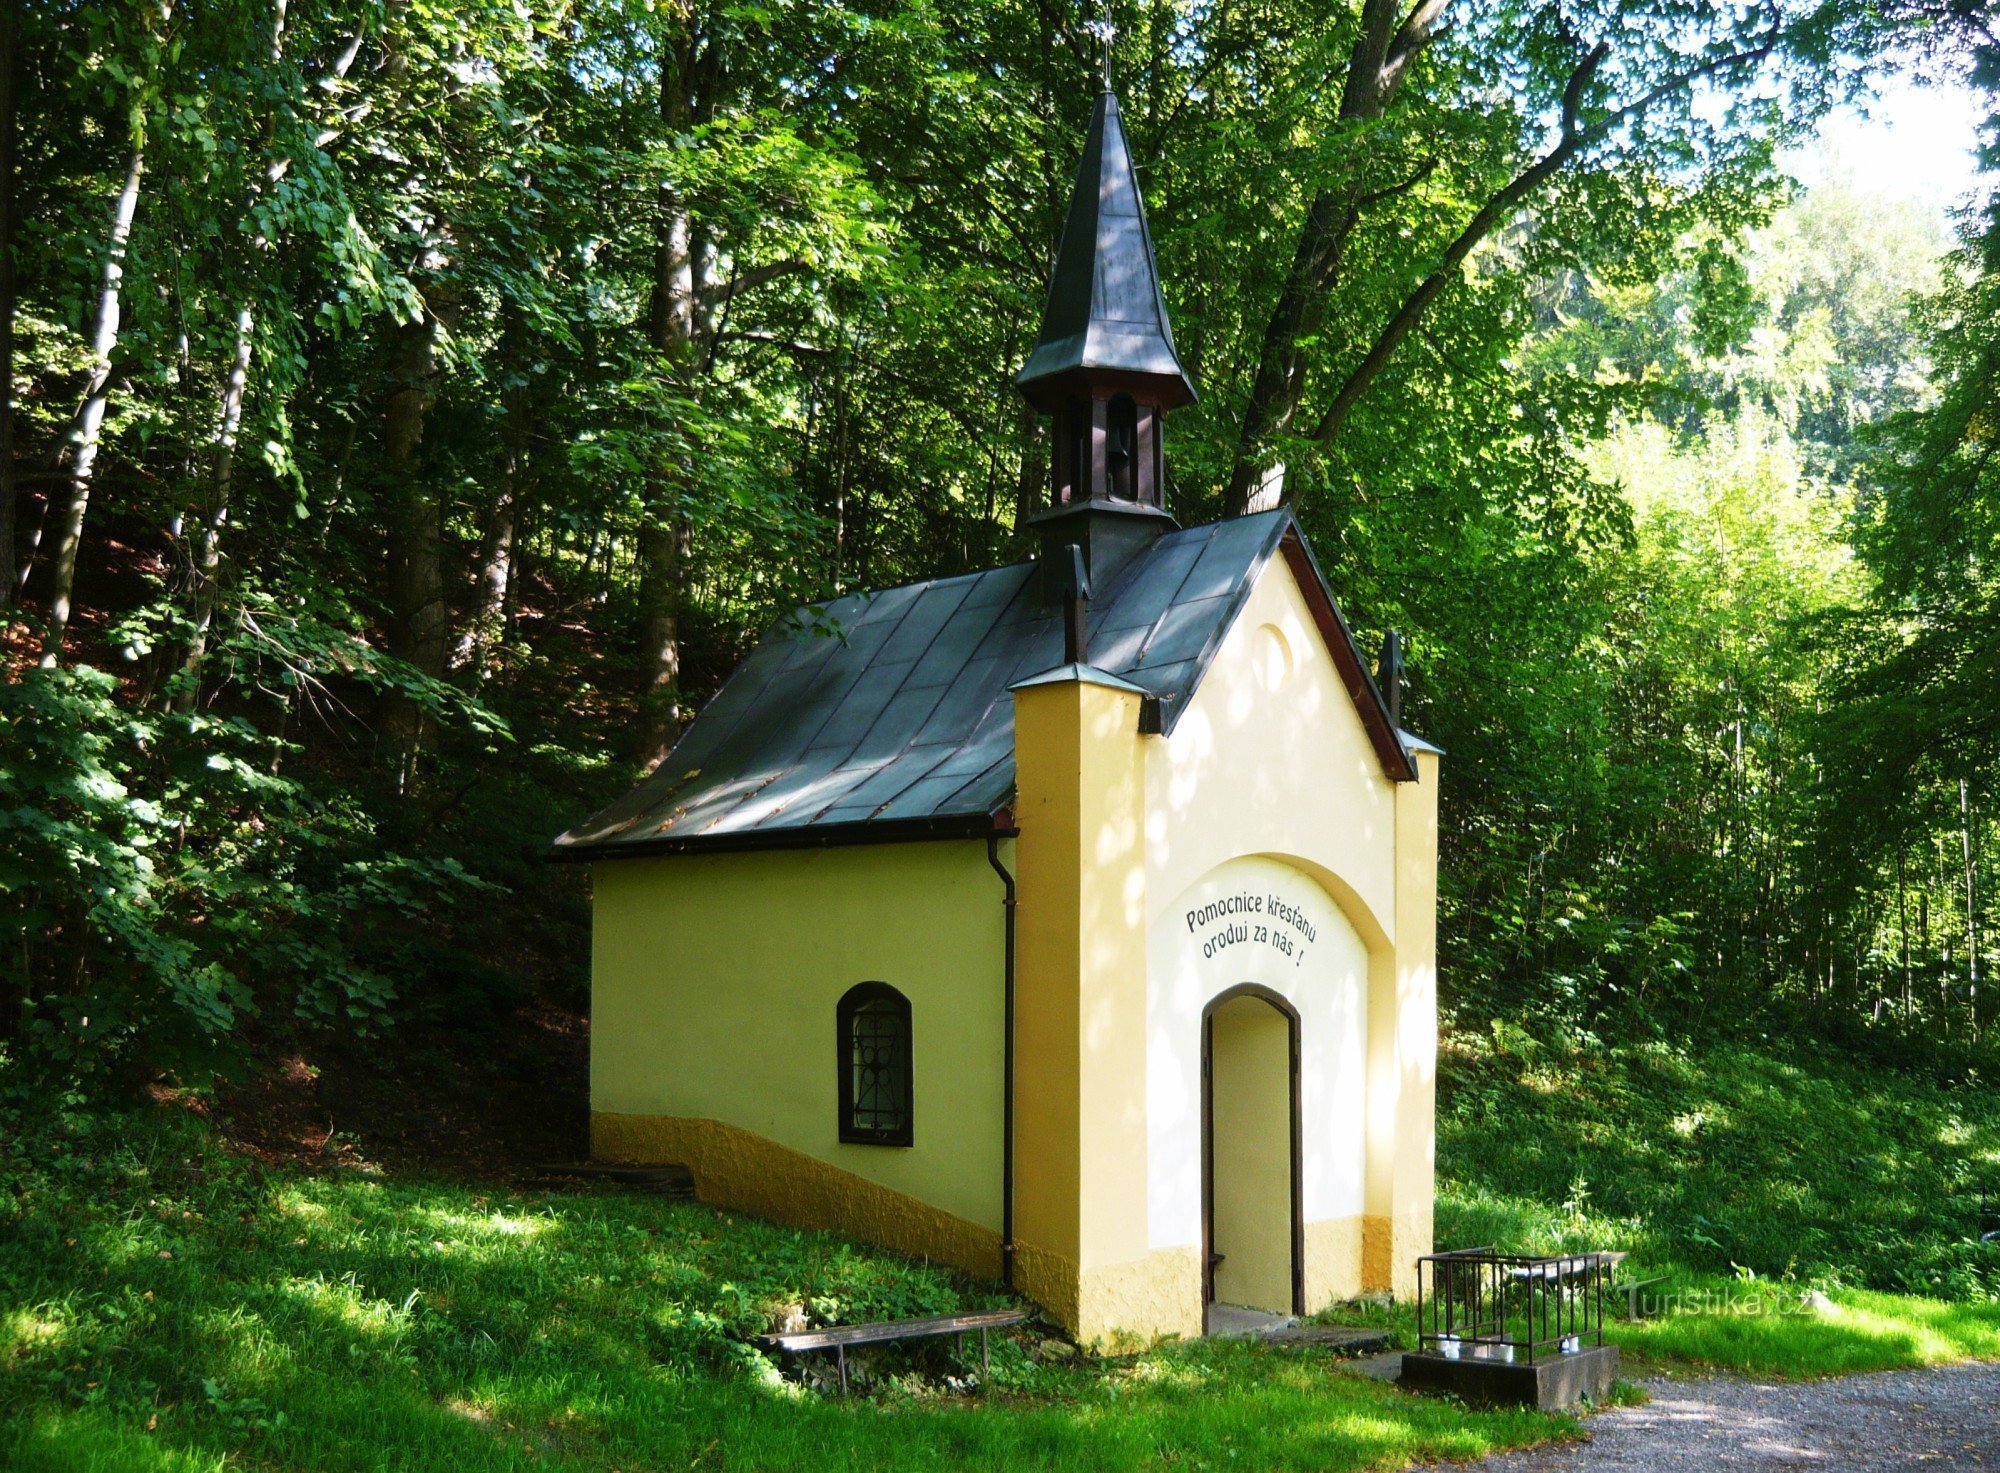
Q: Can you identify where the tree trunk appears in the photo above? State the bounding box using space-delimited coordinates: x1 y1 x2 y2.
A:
175 0 292 709
1963 779 1980 1038
381 307 444 785
0 0 17 613
634 177 695 767
449 312 531 680
172 302 253 709
41 143 145 665
1222 14 1770 515
1012 393 1044 538
1221 186 1366 514
1221 0 1444 514
451 463 517 676
635 513 689 765
632 18 719 768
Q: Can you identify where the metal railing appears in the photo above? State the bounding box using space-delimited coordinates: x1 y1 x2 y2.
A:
1415 1247 1613 1364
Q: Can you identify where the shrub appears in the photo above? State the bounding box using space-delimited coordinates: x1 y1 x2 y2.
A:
0 665 484 1085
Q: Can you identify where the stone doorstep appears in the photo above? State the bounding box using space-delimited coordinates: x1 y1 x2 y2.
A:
1262 1323 1398 1356
1206 1304 1395 1357
1399 1344 1621 1410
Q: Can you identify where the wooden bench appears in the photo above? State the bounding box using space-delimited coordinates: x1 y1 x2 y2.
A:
1503 1249 1626 1283
755 1308 1033 1395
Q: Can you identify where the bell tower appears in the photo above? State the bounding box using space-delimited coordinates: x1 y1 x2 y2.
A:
1016 64 1195 589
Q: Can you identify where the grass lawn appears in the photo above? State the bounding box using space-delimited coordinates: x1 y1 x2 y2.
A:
0 1108 1562 1473
7 1031 1999 1470
1428 1027 2000 1378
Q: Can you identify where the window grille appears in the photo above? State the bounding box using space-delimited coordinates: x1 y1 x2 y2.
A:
838 983 912 1146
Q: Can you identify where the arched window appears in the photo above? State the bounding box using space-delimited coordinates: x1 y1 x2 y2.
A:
838 983 912 1145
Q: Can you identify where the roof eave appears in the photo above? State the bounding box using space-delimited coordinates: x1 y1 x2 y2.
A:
1014 355 1197 411
1275 521 1420 783
548 809 1017 863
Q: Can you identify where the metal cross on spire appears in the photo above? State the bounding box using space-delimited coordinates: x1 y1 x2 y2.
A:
1083 18 1116 89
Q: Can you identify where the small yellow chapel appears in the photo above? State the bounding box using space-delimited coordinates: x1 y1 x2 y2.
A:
555 81 1440 1348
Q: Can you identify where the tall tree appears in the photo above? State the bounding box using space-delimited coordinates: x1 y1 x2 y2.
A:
1216 0 1839 515
0 0 17 613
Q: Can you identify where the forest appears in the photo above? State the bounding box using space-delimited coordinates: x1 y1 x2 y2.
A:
4 0 2000 1093
14 3 2000 1469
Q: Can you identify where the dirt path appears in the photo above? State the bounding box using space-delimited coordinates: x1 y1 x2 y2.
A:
1472 1362 2000 1471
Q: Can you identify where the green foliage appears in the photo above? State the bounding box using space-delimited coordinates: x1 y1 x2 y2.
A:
0 663 485 1080
5 1037 1999 1470
5 0 1993 1087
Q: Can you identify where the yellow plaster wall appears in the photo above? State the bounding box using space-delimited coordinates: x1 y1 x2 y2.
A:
1363 750 1440 1295
1010 1243 1206 1352
1389 749 1440 1296
1144 562 1400 945
1145 558 1436 1306
593 1112 1001 1278
1011 675 1173 1345
1304 1215 1365 1304
589 841 1009 1246
1148 856 1371 1317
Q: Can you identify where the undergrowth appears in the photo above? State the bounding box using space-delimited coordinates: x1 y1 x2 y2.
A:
1426 1025 2000 1374
8 1029 2000 1469
1438 1025 2000 1298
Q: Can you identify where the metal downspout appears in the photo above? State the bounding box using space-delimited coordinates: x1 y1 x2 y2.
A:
987 834 1017 1288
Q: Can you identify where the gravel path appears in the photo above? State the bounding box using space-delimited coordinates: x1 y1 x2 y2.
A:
1470 1362 2000 1471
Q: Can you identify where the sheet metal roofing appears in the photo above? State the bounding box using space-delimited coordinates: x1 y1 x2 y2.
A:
554 509 1410 859
1014 88 1194 407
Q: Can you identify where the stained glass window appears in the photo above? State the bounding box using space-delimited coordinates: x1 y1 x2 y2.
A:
838 983 912 1145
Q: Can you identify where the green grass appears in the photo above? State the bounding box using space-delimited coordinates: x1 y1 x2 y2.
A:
1429 1025 2000 1376
0 1107 1562 1472
1610 1284 2000 1375
1326 1265 2000 1381
8 1032 2000 1469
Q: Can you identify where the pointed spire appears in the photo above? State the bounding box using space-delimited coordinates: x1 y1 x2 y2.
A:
1015 87 1195 410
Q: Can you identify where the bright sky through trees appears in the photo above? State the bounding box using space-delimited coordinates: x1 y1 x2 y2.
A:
1794 71 1986 207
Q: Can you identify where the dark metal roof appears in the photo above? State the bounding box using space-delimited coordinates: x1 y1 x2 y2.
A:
555 511 1416 861
1014 88 1195 408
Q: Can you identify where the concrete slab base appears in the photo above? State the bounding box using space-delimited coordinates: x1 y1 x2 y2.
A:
1400 1344 1620 1409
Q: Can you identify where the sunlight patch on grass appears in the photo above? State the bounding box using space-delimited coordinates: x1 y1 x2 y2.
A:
1108 1353 1213 1390
1 1307 69 1355
274 1274 418 1340
1610 1283 2000 1377
1669 1109 1708 1137
417 1207 555 1242
0 1411 230 1473
276 1192 332 1223
9 1073 1996 1473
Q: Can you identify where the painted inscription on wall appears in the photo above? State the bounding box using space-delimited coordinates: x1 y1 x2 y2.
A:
1185 888 1318 969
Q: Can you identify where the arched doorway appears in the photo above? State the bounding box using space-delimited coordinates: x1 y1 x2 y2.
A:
1201 985 1303 1328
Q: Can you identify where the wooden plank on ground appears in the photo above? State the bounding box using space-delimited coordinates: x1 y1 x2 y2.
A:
757 1308 1030 1353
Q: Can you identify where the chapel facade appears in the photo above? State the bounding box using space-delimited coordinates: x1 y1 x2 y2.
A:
556 81 1440 1347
